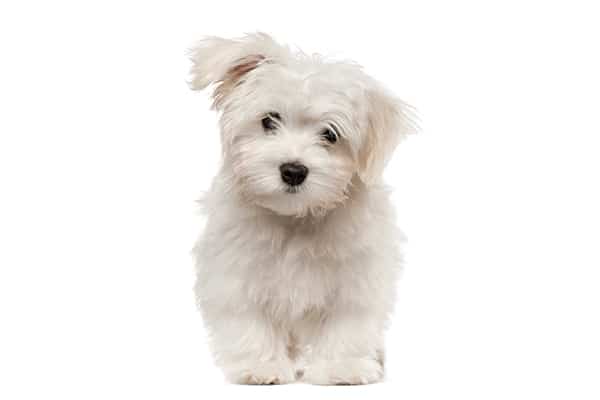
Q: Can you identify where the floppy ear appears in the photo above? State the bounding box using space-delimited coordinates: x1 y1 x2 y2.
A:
357 85 417 185
188 33 284 109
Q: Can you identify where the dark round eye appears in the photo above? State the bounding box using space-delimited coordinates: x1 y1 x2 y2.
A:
261 112 280 131
321 127 338 144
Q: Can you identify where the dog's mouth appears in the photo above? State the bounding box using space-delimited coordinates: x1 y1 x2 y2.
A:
284 186 301 194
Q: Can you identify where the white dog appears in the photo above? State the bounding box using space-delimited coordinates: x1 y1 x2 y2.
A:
189 33 415 385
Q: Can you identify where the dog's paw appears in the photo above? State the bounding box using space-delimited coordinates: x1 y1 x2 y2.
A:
225 360 296 385
302 358 383 385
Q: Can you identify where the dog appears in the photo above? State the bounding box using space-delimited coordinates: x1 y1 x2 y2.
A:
189 33 416 385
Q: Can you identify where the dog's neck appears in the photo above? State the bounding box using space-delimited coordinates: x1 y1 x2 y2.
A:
241 176 374 230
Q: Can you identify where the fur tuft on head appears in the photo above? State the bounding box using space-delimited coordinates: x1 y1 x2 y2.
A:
188 33 289 109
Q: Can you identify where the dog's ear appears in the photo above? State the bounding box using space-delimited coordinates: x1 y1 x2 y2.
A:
357 84 417 185
188 33 284 109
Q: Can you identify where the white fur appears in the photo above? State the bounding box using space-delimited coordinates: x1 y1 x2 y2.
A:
189 33 415 385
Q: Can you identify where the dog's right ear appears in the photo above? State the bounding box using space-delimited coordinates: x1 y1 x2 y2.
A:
188 33 284 109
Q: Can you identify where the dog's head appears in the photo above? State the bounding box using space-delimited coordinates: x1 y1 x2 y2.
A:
189 33 415 217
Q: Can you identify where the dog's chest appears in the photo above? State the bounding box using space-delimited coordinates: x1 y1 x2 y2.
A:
241 223 348 317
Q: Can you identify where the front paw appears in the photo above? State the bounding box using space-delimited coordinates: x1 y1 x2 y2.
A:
302 358 383 385
224 360 296 385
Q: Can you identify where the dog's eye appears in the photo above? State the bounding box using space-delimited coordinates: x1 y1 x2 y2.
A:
261 112 281 131
320 127 338 144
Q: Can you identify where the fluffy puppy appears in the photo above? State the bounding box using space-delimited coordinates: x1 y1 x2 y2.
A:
189 33 415 385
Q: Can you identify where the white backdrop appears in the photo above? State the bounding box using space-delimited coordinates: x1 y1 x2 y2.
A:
1 1 599 399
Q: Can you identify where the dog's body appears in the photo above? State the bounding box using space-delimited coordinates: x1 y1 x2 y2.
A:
190 34 415 385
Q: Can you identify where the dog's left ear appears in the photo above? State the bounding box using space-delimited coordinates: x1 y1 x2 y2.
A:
188 33 286 109
358 84 416 185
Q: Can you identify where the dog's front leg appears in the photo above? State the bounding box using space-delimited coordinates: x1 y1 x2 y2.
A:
301 308 385 385
207 308 296 384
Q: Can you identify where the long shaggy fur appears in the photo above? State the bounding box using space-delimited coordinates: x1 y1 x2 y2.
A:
189 33 416 385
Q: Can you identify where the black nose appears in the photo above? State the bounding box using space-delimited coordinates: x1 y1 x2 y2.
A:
279 162 309 186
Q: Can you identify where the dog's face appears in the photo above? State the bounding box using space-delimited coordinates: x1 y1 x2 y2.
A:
190 33 414 217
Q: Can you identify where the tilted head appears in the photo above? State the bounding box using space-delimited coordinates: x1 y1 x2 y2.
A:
189 33 415 217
